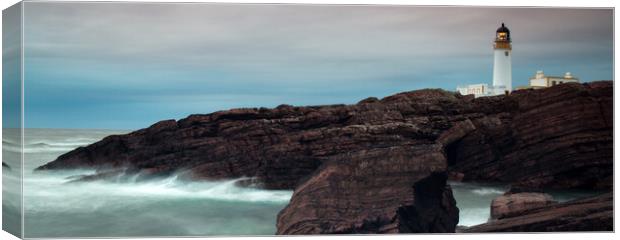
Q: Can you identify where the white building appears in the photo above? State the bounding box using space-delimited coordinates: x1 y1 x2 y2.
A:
456 84 489 98
528 70 579 89
457 23 513 98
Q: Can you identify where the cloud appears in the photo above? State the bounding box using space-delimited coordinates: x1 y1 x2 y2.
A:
20 2 613 129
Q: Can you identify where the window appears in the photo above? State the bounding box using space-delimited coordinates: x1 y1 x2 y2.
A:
497 32 507 40
505 51 509 56
552 81 557 86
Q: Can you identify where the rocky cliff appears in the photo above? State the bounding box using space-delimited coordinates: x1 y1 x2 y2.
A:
35 81 613 233
447 82 613 189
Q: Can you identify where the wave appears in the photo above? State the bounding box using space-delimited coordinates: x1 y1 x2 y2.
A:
18 129 283 237
115 176 293 203
3 145 23 153
471 188 505 196
29 141 93 147
23 170 290 237
24 171 292 214
3 141 90 153
457 207 493 226
4 128 125 155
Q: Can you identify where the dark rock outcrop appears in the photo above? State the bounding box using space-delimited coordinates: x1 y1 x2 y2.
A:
34 82 613 233
447 81 613 190
396 172 460 233
465 192 612 232
276 148 458 234
36 88 477 190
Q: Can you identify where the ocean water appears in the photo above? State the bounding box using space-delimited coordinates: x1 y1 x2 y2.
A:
8 129 292 238
2 128 602 237
449 181 604 227
449 181 508 226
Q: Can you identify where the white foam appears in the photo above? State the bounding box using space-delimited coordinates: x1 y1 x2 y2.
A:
19 129 287 237
24 171 292 213
471 188 505 196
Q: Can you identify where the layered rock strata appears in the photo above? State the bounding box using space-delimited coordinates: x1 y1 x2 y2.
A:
465 192 612 232
446 81 613 189
490 192 557 220
276 150 459 234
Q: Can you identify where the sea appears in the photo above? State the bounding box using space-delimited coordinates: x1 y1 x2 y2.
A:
1 128 601 237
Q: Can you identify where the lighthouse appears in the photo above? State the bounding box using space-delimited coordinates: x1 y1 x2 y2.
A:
456 23 514 97
492 23 512 94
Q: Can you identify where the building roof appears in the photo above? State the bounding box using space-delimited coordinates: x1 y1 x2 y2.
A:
496 23 510 33
529 76 580 80
529 71 580 81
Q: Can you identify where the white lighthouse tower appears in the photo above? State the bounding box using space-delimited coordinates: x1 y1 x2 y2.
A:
492 23 512 94
456 23 514 97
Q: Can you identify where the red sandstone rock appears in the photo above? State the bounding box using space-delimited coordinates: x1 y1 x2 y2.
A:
37 82 613 191
446 81 613 190
465 192 612 232
490 192 557 220
276 147 458 234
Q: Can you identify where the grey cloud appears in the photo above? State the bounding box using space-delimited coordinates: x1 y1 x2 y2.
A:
22 3 613 87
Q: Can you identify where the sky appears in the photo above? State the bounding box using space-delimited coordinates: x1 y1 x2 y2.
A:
17 2 614 129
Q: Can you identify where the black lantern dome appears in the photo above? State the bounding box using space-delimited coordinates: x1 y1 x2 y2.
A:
495 23 511 41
